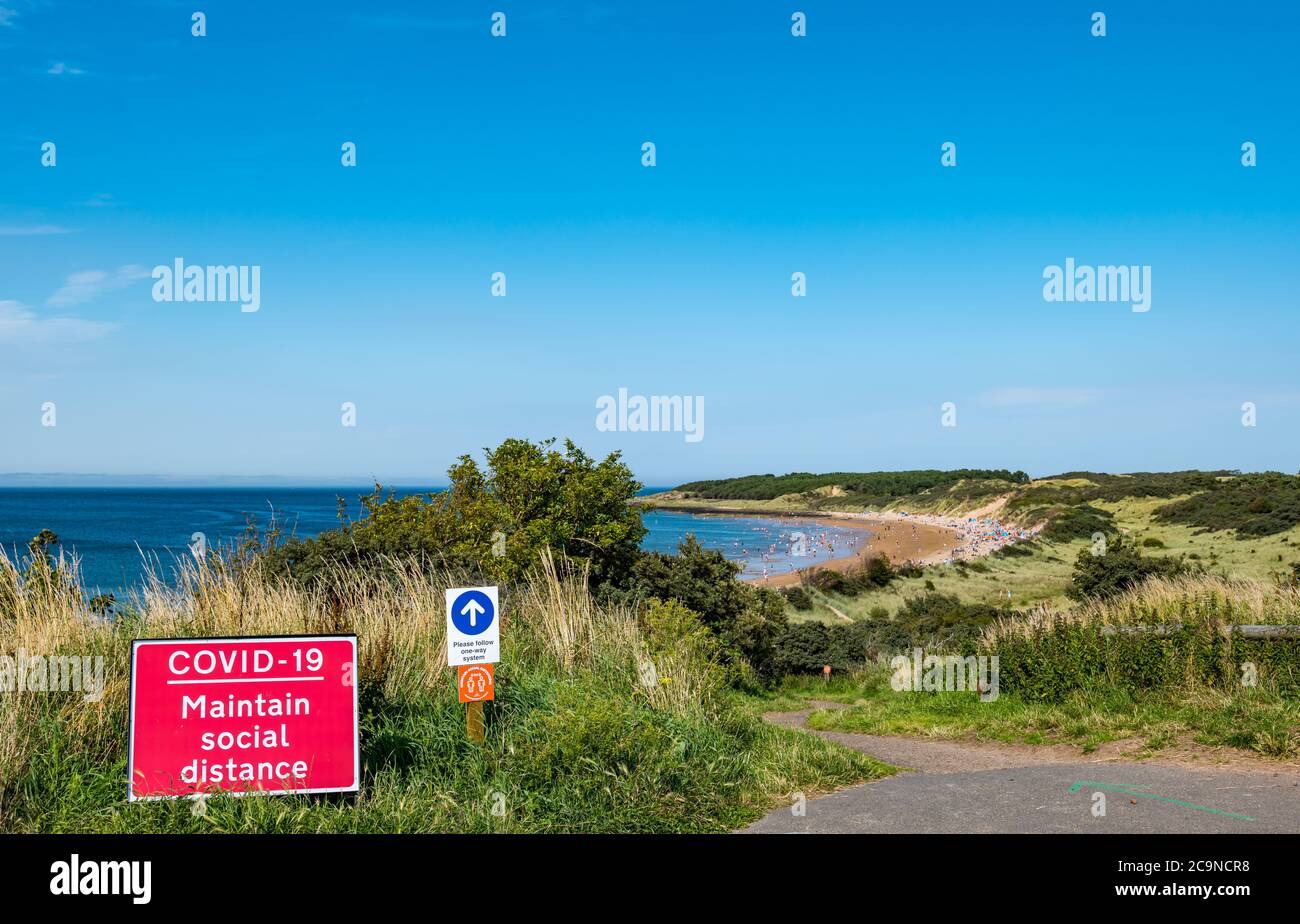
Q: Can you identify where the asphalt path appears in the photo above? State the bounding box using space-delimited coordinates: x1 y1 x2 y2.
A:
745 708 1300 834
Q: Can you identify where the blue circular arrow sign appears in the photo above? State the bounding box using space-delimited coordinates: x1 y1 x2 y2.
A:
451 589 495 636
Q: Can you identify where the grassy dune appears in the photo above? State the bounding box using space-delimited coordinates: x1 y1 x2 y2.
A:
774 490 1300 623
0 553 891 833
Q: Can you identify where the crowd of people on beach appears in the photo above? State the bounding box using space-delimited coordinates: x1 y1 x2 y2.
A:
706 508 1042 582
843 509 1041 567
945 514 1040 561
728 522 863 580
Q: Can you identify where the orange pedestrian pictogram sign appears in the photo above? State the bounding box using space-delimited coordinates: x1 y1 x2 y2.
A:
458 664 495 703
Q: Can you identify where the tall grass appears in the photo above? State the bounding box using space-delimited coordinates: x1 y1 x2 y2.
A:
988 574 1300 636
982 575 1300 701
0 548 884 832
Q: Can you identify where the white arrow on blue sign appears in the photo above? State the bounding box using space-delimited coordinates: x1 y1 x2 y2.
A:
445 586 500 667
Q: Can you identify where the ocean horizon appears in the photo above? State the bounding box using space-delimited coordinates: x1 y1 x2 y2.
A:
0 486 865 595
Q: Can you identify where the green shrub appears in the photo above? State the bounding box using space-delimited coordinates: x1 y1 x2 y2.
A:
0 530 87 622
994 543 1033 559
808 568 853 595
1066 538 1189 601
773 593 1016 673
255 437 645 590
1038 504 1116 542
776 622 835 673
639 598 720 665
894 592 1010 650
612 536 788 682
861 555 896 588
674 469 1029 504
781 586 813 610
1154 472 1300 537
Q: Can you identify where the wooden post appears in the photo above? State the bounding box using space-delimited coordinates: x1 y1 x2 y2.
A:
466 701 485 743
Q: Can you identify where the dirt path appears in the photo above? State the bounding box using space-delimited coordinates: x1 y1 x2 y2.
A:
765 703 1300 775
765 706 1088 772
746 705 1300 833
822 604 853 623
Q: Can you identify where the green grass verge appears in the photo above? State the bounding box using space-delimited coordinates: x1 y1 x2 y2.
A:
0 556 894 833
766 669 1300 760
5 673 890 834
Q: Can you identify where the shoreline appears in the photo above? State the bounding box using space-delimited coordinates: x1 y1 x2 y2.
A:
747 511 962 589
642 504 1039 590
644 508 873 581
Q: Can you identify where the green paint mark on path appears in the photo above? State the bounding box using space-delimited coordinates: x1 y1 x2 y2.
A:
1068 780 1254 821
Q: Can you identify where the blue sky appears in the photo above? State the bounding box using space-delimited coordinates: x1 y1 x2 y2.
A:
1 0 1297 485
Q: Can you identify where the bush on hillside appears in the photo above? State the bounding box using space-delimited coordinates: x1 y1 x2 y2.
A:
254 438 645 590
807 568 856 596
781 586 813 610
773 592 1018 673
1153 472 1300 537
995 542 1033 558
1037 503 1116 542
610 536 789 682
777 621 834 673
861 555 896 588
1066 538 1190 601
893 592 1010 648
673 469 1029 504
775 620 902 673
1009 471 1231 511
638 597 722 667
800 556 894 599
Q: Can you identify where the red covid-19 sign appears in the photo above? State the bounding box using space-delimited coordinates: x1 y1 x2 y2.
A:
128 635 360 801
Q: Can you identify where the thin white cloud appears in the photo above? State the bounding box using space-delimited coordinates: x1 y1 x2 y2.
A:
977 387 1103 409
0 224 77 236
46 265 149 308
0 300 117 345
0 7 18 28
47 61 85 76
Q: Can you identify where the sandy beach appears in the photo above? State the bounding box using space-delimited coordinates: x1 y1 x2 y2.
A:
749 513 951 589
745 507 1040 589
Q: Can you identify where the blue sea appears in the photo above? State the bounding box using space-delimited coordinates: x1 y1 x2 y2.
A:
0 487 867 595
